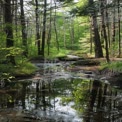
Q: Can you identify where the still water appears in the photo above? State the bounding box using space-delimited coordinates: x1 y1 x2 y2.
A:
0 62 122 122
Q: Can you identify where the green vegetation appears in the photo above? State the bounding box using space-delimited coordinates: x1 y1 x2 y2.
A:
53 78 90 113
102 61 122 73
0 0 122 79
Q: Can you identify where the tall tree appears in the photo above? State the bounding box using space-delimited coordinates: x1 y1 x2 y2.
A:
112 0 116 43
20 0 28 57
117 0 121 57
41 0 47 57
47 0 53 55
35 0 41 55
89 0 103 58
100 0 110 62
54 0 59 51
4 0 15 64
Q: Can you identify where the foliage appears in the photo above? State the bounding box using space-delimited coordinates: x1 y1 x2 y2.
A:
13 61 37 76
45 47 70 59
70 0 89 16
0 47 23 63
72 79 90 112
53 78 91 113
102 61 122 73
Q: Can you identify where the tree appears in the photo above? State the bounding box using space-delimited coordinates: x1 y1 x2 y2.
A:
100 0 110 62
4 0 15 64
54 0 59 51
20 0 28 57
35 0 41 55
47 0 53 55
89 0 103 58
117 0 121 57
41 0 47 57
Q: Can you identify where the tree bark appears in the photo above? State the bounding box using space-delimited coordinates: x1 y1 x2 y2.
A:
35 0 41 55
89 0 103 58
47 0 52 55
41 0 47 57
117 0 121 57
100 0 110 63
54 0 59 51
4 0 15 65
20 0 28 57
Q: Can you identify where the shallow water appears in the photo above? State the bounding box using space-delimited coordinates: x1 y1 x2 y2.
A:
0 62 122 122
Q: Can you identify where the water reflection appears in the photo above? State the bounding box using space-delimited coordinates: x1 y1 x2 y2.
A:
0 62 122 121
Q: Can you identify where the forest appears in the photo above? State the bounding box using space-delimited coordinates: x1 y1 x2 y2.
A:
0 0 122 73
0 0 122 122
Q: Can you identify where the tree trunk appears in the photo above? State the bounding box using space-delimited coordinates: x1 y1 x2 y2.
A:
91 15 103 58
20 0 28 57
89 0 103 58
112 1 116 43
90 17 93 54
100 0 110 63
35 0 41 55
47 0 52 55
118 0 121 57
4 0 15 65
41 0 47 57
54 0 59 51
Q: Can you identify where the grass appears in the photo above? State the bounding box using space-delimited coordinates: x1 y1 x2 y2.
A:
101 61 122 73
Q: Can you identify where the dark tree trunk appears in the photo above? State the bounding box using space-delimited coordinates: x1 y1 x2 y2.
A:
54 0 59 51
20 0 28 57
4 0 15 65
118 0 121 57
89 0 103 58
41 0 47 57
100 0 110 63
35 0 41 55
92 15 103 58
5 0 14 47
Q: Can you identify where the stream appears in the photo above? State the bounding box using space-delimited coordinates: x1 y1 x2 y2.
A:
0 60 122 122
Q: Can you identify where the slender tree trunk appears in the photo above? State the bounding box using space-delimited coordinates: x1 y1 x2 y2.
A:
70 18 75 48
118 0 121 57
0 1 4 30
90 17 93 54
20 0 28 57
47 0 52 55
112 1 116 43
54 0 59 51
63 13 66 48
106 11 110 48
15 0 18 37
35 0 41 55
41 0 47 57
